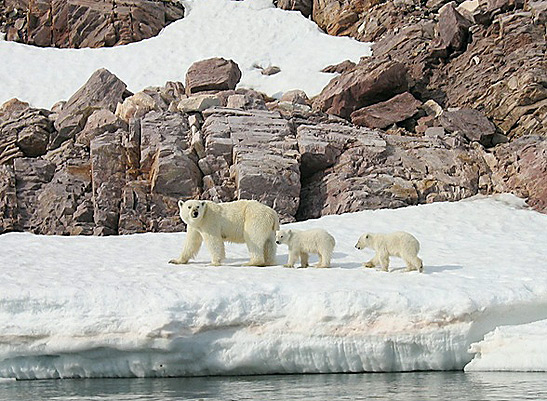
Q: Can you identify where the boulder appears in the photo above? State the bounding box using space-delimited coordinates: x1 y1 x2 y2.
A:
53 68 127 149
433 3 473 55
351 92 422 129
177 94 220 113
77 109 128 147
115 91 160 123
313 60 410 119
438 108 497 146
185 58 242 95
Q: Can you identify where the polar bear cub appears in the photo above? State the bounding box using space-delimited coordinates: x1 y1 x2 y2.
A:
276 228 336 268
355 231 423 273
169 199 279 267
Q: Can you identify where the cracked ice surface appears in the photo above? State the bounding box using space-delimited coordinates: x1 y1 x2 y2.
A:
1 195 547 379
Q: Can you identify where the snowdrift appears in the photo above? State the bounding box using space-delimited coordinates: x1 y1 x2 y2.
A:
1 195 547 379
0 0 371 109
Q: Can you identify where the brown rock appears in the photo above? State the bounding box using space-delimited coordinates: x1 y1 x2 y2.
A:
351 92 422 129
313 60 410 119
185 58 242 95
53 68 127 149
320 60 357 74
434 3 473 54
77 109 128 147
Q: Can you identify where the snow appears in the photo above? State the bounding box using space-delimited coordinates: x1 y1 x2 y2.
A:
465 319 547 372
0 0 371 110
1 194 547 379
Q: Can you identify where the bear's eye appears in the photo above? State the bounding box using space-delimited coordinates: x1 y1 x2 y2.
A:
188 206 191 209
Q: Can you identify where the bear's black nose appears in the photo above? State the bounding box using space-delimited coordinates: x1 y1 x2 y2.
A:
192 211 199 218
276 241 280 244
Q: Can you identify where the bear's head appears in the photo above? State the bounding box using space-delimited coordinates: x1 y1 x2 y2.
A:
275 229 292 245
355 233 371 250
178 200 206 225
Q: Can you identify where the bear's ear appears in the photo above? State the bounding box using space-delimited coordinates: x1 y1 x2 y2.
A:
365 234 370 239
201 201 206 207
178 200 184 209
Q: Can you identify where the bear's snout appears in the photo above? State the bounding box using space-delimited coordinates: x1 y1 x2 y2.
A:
191 210 199 218
276 240 280 245
355 244 361 249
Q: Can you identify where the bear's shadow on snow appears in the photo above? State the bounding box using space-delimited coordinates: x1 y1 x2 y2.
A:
422 265 463 274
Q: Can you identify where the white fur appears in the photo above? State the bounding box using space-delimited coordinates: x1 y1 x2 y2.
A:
355 231 423 273
170 199 280 266
276 228 336 268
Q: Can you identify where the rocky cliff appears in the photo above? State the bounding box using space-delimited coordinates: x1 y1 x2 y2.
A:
1 56 545 235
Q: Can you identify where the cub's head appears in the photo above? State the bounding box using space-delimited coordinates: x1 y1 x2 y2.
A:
178 200 206 224
275 229 292 245
355 233 371 250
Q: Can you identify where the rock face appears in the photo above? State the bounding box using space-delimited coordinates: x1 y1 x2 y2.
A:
276 0 313 17
1 56 546 235
296 122 492 220
2 0 185 48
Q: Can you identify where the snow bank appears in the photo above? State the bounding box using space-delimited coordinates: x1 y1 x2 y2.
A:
0 0 371 109
1 195 547 379
465 320 547 372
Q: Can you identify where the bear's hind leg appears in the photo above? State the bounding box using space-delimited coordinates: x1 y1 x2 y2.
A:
244 235 267 266
317 248 333 268
263 234 277 266
404 255 423 273
300 252 309 268
203 234 225 266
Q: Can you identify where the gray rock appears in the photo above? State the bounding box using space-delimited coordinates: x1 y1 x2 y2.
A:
0 165 17 233
201 108 300 222
90 130 126 235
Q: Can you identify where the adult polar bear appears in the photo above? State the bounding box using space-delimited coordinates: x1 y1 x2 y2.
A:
169 199 280 266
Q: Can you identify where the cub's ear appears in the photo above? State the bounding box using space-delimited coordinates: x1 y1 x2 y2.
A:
178 200 184 209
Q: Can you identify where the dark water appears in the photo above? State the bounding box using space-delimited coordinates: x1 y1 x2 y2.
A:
1 372 546 400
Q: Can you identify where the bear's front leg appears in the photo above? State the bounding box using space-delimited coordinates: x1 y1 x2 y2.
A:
169 227 203 264
202 234 226 266
363 254 378 268
284 251 299 268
